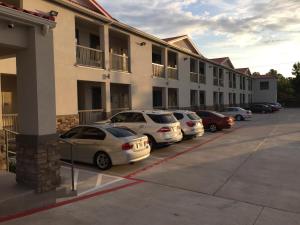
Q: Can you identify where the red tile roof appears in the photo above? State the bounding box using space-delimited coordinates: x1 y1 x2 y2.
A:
0 1 55 21
68 0 113 19
162 35 188 42
252 75 277 79
210 57 229 64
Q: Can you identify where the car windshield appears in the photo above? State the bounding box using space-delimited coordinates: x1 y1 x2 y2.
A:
211 111 225 118
147 113 177 124
106 127 136 138
187 113 200 120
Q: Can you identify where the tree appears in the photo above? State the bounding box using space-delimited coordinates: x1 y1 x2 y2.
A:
292 62 300 77
252 72 261 76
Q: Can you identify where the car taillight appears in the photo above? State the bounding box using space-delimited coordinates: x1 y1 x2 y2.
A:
186 121 195 127
122 143 133 151
157 127 171 133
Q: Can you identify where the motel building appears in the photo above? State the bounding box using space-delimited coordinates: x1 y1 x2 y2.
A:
0 0 277 192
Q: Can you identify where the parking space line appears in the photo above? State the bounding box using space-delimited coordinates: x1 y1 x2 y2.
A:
0 126 243 223
124 126 243 179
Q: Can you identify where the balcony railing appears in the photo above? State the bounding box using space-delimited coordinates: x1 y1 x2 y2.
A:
199 74 206 84
190 72 198 83
76 45 104 68
152 63 165 78
167 67 178 80
110 53 129 72
78 109 105 124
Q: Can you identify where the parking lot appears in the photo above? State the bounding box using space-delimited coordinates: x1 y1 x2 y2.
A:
2 108 300 225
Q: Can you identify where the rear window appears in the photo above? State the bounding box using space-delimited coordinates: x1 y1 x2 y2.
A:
147 114 177 124
211 111 225 118
187 113 200 120
106 127 136 138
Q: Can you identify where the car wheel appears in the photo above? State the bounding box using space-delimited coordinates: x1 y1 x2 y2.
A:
146 135 157 150
262 110 266 114
94 152 112 170
209 124 217 133
235 115 243 121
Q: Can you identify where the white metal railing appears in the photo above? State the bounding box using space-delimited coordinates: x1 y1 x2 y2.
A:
2 114 18 140
190 72 198 83
110 53 129 72
78 109 105 124
76 45 104 68
199 74 206 84
167 67 178 80
152 63 165 78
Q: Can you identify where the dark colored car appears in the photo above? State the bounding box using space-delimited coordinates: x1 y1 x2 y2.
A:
195 110 234 132
249 104 273 113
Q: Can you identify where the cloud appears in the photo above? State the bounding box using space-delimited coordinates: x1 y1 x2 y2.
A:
98 0 300 75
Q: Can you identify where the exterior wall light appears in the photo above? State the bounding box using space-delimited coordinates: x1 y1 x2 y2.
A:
138 42 146 46
49 10 59 17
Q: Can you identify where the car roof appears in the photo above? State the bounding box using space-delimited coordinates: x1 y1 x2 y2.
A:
172 110 195 114
117 110 172 115
74 124 115 129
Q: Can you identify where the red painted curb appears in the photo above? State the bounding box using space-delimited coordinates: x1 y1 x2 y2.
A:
0 180 143 223
0 125 243 223
124 126 242 179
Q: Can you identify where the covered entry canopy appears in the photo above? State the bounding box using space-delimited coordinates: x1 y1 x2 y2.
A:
0 4 59 192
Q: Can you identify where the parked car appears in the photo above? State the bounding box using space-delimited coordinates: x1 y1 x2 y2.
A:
222 107 252 121
104 110 183 148
172 110 204 138
58 125 151 170
195 110 234 132
249 104 273 113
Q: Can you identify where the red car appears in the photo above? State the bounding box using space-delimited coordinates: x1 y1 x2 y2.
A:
195 110 234 132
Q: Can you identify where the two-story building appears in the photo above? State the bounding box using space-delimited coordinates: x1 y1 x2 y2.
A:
0 0 277 133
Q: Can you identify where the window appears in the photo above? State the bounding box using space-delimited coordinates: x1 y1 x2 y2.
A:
190 58 197 73
75 28 80 45
89 34 100 49
219 69 224 87
78 127 106 140
111 113 131 123
240 76 243 89
213 92 218 105
187 113 200 120
199 91 205 106
190 90 198 107
199 62 206 84
153 88 163 108
106 127 136 138
92 87 102 109
260 81 269 90
219 92 224 105
233 74 236 88
196 111 210 118
147 114 177 124
173 113 184 120
213 67 218 86
130 113 146 123
229 72 233 88
61 127 83 139
233 93 236 105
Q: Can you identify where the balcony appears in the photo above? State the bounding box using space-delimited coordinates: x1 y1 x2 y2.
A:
110 53 129 72
190 72 198 83
76 45 104 68
152 63 165 78
199 74 206 84
167 67 178 80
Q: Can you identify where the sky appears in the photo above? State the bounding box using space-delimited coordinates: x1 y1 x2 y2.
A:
98 0 300 77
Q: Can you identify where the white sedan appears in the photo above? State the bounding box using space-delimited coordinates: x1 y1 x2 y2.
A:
172 110 204 137
222 107 252 121
58 125 151 170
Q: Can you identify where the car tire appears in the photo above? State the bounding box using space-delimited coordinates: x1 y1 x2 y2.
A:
262 110 266 114
235 115 243 121
94 151 112 170
146 135 157 150
208 124 217 133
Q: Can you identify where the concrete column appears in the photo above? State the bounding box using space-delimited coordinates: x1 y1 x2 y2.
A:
102 82 111 118
102 24 110 71
15 27 59 192
164 48 168 79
